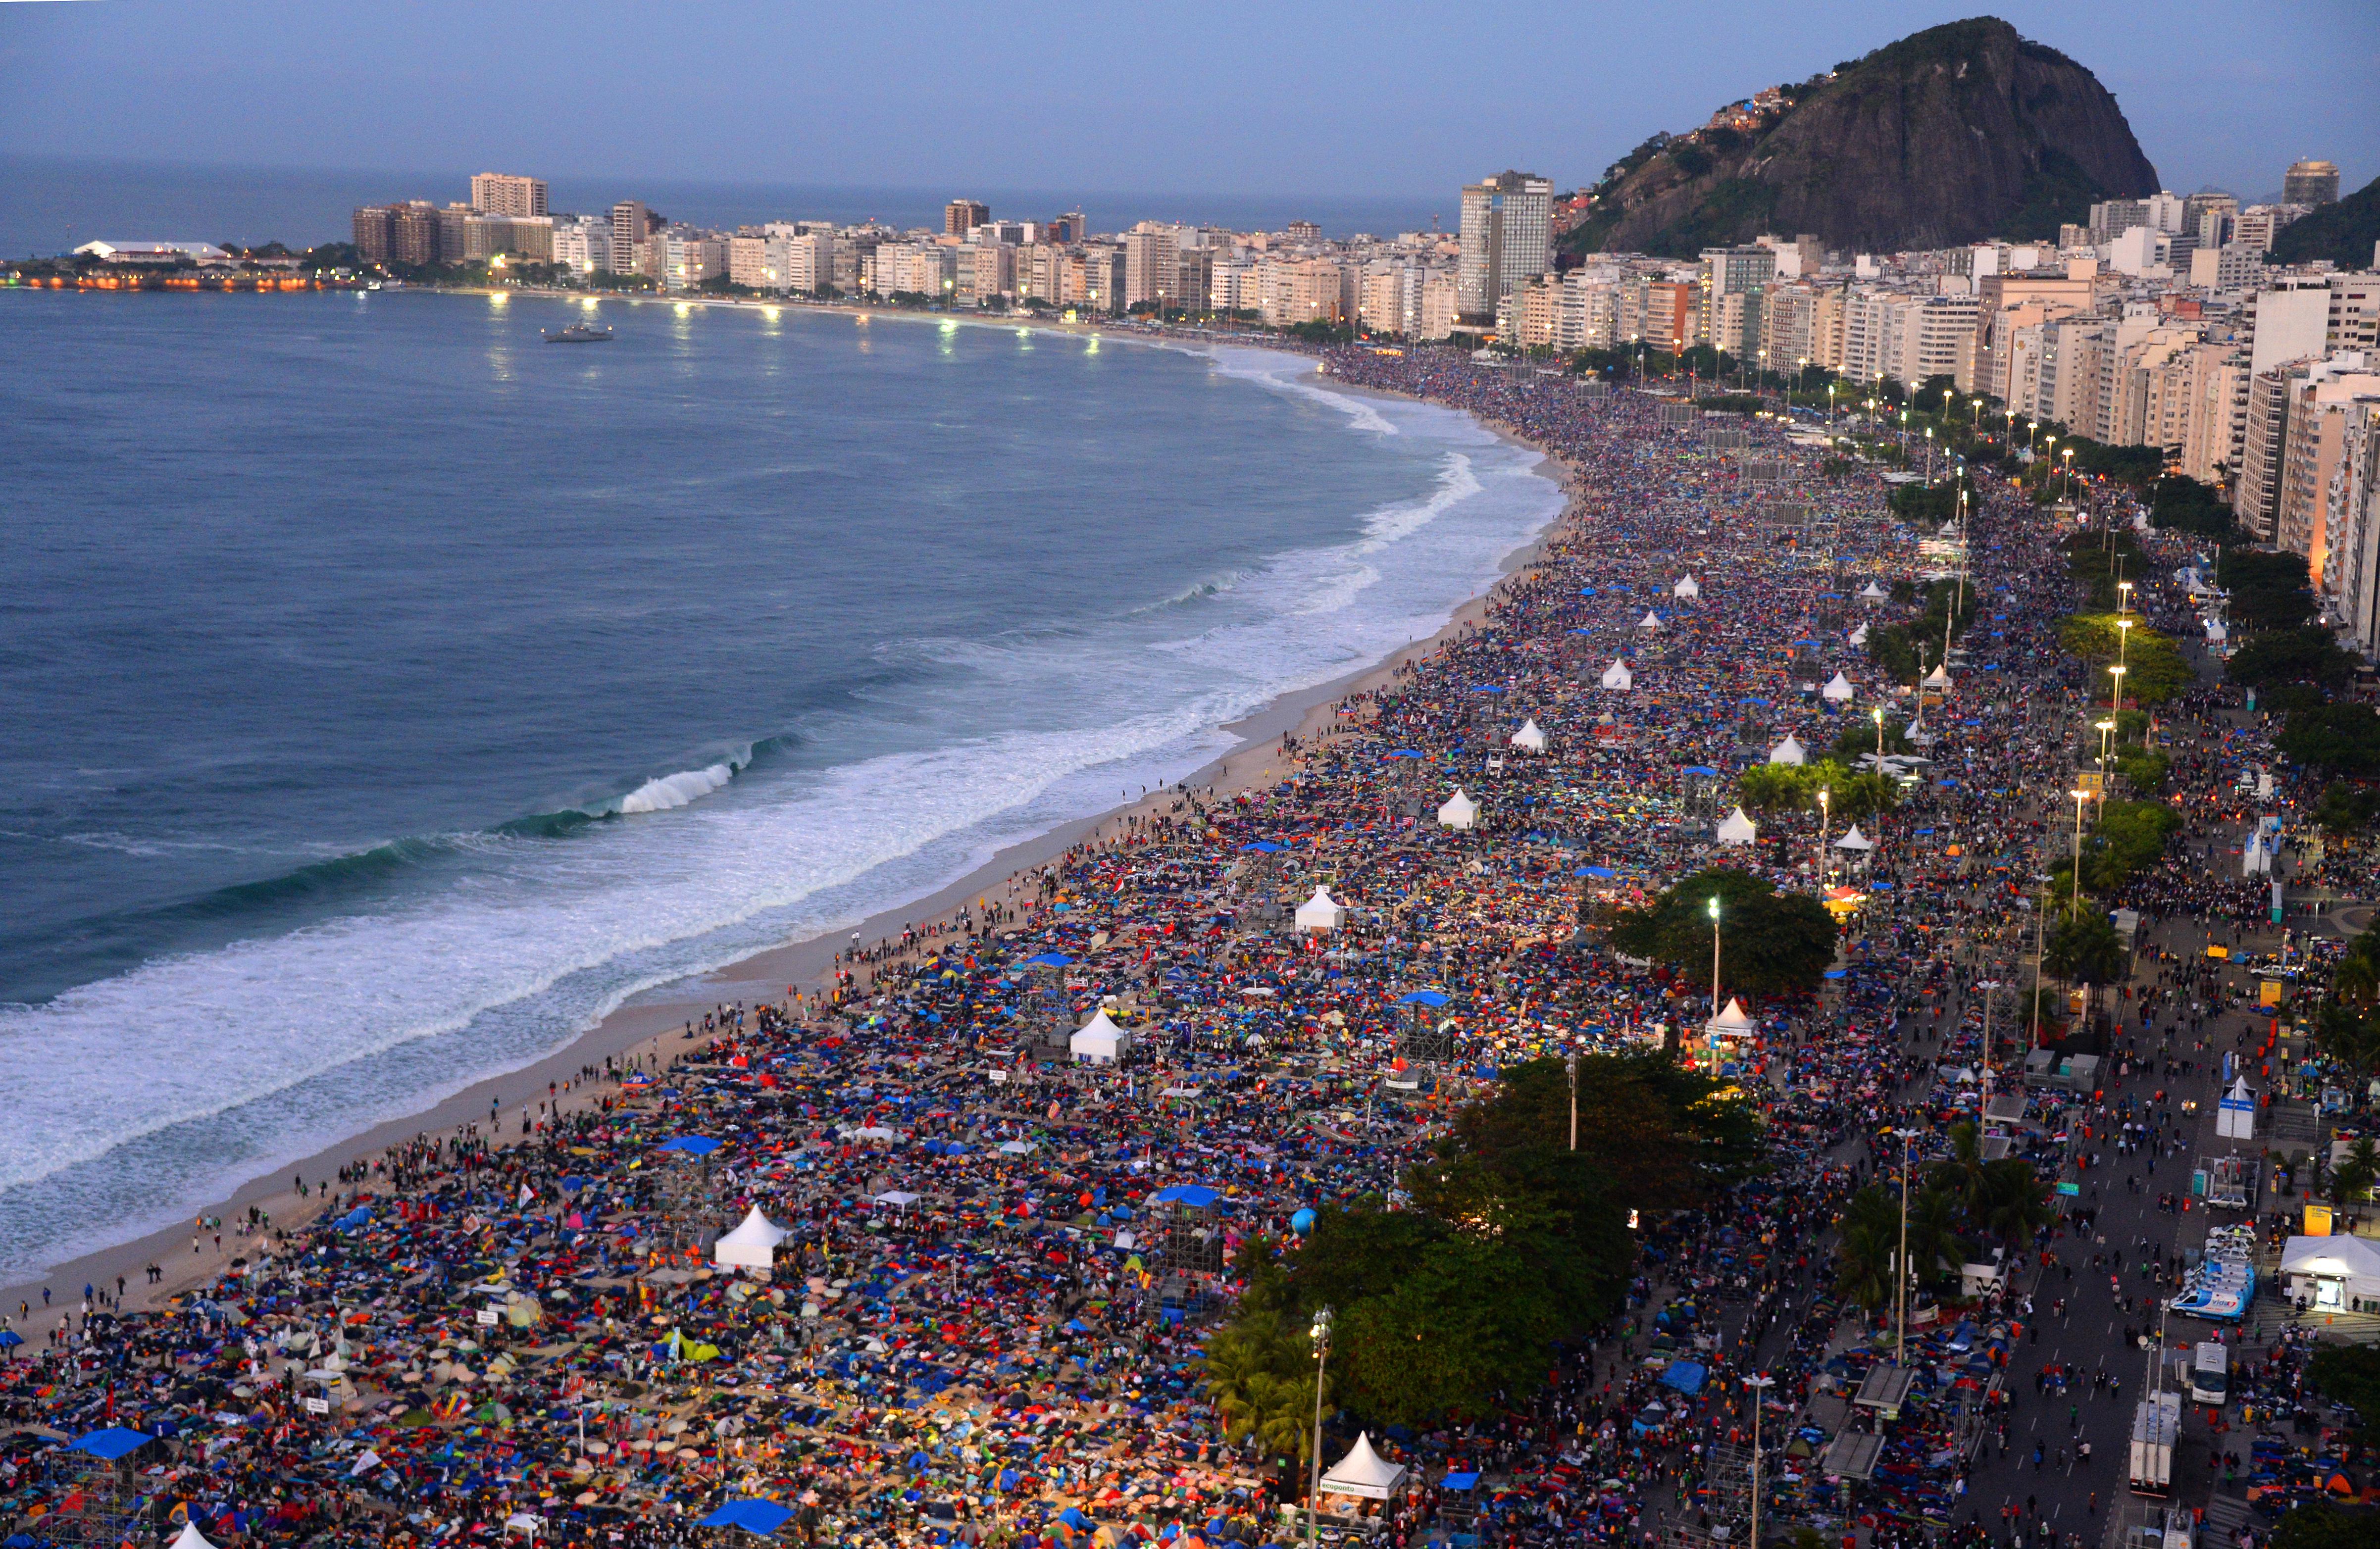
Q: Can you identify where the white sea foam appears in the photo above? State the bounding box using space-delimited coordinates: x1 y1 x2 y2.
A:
0 353 1566 1280
618 762 736 814
1206 347 1399 436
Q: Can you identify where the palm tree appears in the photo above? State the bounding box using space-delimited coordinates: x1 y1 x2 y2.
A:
1927 1122 1988 1215
1904 1187 1964 1292
1832 1186 1899 1312
2335 934 2380 1004
2331 1138 2379 1225
1976 1159 2055 1249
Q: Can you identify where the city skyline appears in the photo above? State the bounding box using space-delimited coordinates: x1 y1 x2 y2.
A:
1 0 2372 209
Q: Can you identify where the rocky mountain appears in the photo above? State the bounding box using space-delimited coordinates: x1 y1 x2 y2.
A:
1561 17 2159 259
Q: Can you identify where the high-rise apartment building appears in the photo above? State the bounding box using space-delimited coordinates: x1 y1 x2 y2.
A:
1456 171 1552 324
944 200 990 237
1700 246 1776 360
469 173 548 219
2283 160 2341 207
610 201 652 275
1123 225 1184 310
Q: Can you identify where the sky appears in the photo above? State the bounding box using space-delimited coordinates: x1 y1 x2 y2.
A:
2 0 2373 215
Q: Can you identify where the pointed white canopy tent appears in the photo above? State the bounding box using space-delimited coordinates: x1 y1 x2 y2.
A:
1859 580 1890 601
1637 610 1663 630
1069 1008 1131 1064
1704 998 1757 1039
170 1524 218 1549
1848 622 1870 646
1672 574 1701 599
2206 617 2228 645
1821 671 1855 703
1716 806 1758 846
1294 886 1347 932
1768 735 1808 766
1833 823 1875 851
713 1205 791 1270
1923 663 1954 692
1510 718 1549 751
1601 659 1634 691
1318 1432 1410 1501
1437 788 1479 830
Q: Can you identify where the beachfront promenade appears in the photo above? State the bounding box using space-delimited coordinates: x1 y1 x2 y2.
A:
0 352 2347 1549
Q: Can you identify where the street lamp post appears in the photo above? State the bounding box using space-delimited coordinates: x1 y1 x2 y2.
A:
1745 1372 1776 1549
1307 1307 1333 1549
1872 706 1886 764
1566 1054 1578 1151
1708 898 1723 1025
2070 788 2092 911
1817 786 1831 894
1892 1128 1918 1367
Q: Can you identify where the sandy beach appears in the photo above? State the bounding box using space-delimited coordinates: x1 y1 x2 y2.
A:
0 370 1577 1344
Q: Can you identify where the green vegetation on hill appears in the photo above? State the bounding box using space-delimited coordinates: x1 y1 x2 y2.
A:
2271 175 2380 270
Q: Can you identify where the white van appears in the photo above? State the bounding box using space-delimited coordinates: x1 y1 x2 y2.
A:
2189 1340 2230 1405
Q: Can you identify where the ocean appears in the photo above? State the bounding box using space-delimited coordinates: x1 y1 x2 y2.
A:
0 290 1562 1282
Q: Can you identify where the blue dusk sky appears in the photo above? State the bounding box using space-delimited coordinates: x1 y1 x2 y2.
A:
1 0 2373 209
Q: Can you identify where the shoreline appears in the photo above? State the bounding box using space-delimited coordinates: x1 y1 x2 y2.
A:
0 352 1576 1334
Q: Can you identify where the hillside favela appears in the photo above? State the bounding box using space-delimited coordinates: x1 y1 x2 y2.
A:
4 11 2380 1549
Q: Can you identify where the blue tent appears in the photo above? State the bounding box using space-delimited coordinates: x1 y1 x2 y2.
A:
1152 1184 1222 1208
1576 865 1619 879
1397 990 1450 1007
699 1500 794 1537
1239 841 1285 854
1660 1360 1708 1396
1682 765 1720 777
1021 952 1073 968
657 1136 721 1157
72 1428 152 1461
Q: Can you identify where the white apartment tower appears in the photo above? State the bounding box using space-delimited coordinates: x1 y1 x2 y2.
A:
470 173 548 219
1457 171 1552 325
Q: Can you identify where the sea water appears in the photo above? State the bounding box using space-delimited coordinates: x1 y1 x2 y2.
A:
0 291 1562 1279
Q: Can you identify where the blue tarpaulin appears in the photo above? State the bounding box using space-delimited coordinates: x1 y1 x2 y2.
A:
1660 1360 1708 1396
700 1500 793 1536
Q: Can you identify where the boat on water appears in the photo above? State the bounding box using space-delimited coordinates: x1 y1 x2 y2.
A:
544 323 614 344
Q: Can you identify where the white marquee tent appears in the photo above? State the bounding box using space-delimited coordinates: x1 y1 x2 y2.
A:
1716 806 1758 846
1438 788 1479 830
1070 1009 1131 1064
1318 1432 1410 1500
1923 663 1954 691
1601 659 1634 691
1510 718 1548 751
712 1206 789 1271
1294 886 1347 931
1833 823 1874 851
1672 574 1701 599
1848 622 1870 646
1768 735 1808 765
1859 581 1889 601
1705 998 1757 1039
1637 610 1662 630
1821 672 1855 703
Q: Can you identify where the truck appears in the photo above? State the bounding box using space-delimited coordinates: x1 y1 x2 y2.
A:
2189 1341 2230 1405
2129 1392 2180 1497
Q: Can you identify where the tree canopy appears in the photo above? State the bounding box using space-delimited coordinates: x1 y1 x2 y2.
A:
2220 549 2317 633
1607 867 1839 1000
2056 614 2194 705
2228 626 2360 695
1201 1053 1756 1430
1736 758 1902 822
2277 703 2380 780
